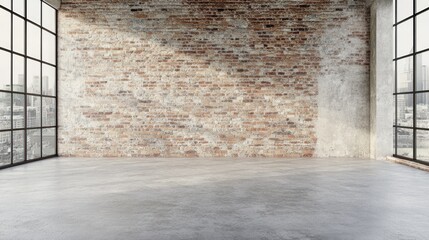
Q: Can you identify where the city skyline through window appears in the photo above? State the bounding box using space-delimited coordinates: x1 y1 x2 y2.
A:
394 0 429 164
0 0 57 169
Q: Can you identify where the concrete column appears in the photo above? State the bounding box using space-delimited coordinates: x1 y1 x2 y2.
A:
369 0 394 159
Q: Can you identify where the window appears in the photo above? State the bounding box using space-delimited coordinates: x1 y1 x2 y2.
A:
394 0 429 164
0 0 57 169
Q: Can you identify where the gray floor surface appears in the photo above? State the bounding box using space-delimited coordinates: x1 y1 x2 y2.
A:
0 157 428 240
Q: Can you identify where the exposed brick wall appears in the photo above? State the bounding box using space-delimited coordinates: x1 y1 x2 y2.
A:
58 0 369 158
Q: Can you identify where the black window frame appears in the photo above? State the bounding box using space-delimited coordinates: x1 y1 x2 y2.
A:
393 0 429 166
0 0 58 170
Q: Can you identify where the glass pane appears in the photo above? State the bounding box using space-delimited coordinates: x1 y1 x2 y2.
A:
13 0 25 16
393 0 396 23
27 0 41 25
0 0 10 9
0 9 11 50
0 131 11 166
393 127 397 155
13 54 24 92
27 59 41 94
13 130 24 163
417 92 429 128
27 95 41 128
13 94 24 129
417 130 429 162
42 2 56 33
394 95 397 126
42 64 55 96
27 23 41 60
416 51 429 91
417 12 429 52
397 128 413 158
393 26 396 59
393 60 396 93
13 15 25 54
27 129 41 160
42 128 55 157
0 50 11 91
397 20 413 58
0 92 11 130
42 97 55 127
417 0 429 12
397 0 414 22
397 94 413 127
397 56 413 92
42 30 55 65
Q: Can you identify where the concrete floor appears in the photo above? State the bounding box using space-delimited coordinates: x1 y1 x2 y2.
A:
0 158 428 240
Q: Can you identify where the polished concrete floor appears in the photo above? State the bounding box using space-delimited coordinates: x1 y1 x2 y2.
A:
0 158 428 240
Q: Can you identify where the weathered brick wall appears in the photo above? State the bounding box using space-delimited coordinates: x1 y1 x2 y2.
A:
58 0 370 158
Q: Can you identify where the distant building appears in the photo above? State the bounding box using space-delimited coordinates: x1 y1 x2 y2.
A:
416 54 429 106
42 76 51 95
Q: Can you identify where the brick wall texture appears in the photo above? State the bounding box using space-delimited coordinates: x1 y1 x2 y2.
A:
58 0 370 158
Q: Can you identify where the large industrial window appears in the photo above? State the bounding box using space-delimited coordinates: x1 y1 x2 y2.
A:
0 0 57 169
394 0 429 165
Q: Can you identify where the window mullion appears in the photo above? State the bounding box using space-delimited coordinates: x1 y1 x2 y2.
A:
10 0 13 165
413 0 417 160
40 0 43 158
24 0 27 162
